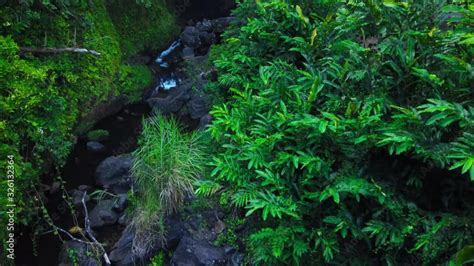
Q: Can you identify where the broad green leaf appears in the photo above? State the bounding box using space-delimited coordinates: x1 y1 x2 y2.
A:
455 245 474 265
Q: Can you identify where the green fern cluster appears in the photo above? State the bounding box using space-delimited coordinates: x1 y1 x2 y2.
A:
199 0 474 264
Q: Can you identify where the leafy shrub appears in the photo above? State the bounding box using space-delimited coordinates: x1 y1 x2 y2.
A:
106 0 179 57
86 129 110 141
201 0 474 265
130 114 205 254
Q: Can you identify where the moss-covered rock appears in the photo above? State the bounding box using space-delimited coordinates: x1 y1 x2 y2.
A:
106 0 180 57
86 129 110 141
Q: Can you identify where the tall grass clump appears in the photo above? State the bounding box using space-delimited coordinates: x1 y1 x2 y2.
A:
130 114 205 255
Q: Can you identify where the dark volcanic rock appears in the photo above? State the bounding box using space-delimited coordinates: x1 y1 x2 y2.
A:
58 241 100 266
95 154 133 194
147 82 192 115
198 31 216 46
86 141 106 153
109 225 137 265
113 194 128 212
196 19 213 32
70 189 90 208
187 95 209 119
89 199 120 228
171 235 227 266
180 26 202 49
146 97 183 114
165 216 187 249
182 46 195 59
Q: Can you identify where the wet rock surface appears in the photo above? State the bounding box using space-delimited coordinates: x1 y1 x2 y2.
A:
86 141 106 153
147 82 193 114
182 46 195 59
109 225 139 266
95 154 133 194
89 199 120 228
171 235 226 266
50 16 238 266
58 241 100 266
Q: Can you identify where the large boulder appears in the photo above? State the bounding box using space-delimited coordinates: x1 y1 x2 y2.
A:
186 95 209 120
146 97 183 115
58 241 100 266
171 235 227 266
109 225 137 266
182 46 195 60
180 26 202 49
89 199 120 228
95 154 133 194
211 17 235 33
110 216 187 265
196 19 213 32
147 82 192 115
198 31 216 46
165 215 187 249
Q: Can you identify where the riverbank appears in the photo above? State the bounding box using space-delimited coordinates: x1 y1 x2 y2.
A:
16 9 237 265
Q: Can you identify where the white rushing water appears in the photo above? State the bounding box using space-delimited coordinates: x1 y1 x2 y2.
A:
155 40 180 68
150 76 179 96
160 77 177 90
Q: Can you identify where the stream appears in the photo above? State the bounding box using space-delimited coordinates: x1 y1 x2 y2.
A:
16 2 236 264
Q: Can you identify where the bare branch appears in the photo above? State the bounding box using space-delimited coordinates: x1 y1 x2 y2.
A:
20 47 101 56
50 225 96 246
82 191 111 265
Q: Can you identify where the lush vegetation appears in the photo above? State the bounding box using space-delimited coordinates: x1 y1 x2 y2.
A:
198 0 474 264
2 0 474 264
107 0 180 57
130 114 206 256
0 0 177 257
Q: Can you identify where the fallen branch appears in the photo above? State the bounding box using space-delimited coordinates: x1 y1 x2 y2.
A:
82 191 111 265
48 225 96 246
36 187 110 264
20 47 101 56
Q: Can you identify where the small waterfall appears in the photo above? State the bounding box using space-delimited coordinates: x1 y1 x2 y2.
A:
150 74 180 97
155 40 181 68
159 77 178 90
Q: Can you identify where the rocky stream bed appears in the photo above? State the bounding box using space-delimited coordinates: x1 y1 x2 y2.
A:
17 15 243 266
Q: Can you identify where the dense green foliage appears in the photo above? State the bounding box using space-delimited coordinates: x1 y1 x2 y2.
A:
199 0 474 264
0 0 176 256
107 0 180 56
131 114 205 255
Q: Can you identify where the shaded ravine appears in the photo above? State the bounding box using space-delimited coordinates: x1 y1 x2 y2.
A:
16 104 150 265
16 5 236 264
16 47 193 266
